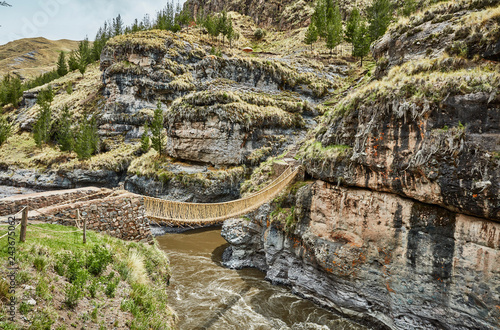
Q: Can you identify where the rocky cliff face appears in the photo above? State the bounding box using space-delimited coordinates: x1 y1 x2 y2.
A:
99 30 330 169
186 0 314 29
222 181 500 329
1 28 338 201
222 1 500 329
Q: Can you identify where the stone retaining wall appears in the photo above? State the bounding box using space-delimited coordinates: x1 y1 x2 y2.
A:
30 191 152 242
1 188 153 242
0 187 107 216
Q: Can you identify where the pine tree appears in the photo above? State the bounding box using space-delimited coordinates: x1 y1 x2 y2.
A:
150 101 165 156
33 87 54 147
68 51 79 71
204 14 218 40
176 7 193 31
326 4 342 54
312 0 328 38
0 74 23 107
77 37 91 66
226 19 238 48
217 11 229 45
113 14 124 36
345 8 360 44
0 115 12 146
57 51 68 77
141 122 150 153
91 27 109 62
352 20 371 66
304 22 319 51
57 105 73 152
74 115 99 160
76 37 91 77
367 0 392 42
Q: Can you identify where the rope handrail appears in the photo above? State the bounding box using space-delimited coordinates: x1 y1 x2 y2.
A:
0 223 20 240
144 166 300 224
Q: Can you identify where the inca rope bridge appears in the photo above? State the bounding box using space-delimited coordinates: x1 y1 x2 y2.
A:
144 166 300 226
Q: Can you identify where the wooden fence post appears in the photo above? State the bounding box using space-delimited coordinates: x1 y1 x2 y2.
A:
20 207 28 242
79 209 86 244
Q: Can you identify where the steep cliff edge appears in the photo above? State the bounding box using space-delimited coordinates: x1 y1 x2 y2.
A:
222 1 500 329
0 27 342 202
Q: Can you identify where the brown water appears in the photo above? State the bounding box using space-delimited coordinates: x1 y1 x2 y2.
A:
156 228 366 330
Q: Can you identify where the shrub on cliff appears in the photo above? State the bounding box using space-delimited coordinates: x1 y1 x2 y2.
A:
141 122 150 153
254 28 266 40
56 105 74 152
33 87 54 147
0 115 12 146
0 74 23 107
74 115 99 160
151 101 165 156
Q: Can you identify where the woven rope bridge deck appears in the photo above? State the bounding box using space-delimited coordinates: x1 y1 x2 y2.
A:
144 166 300 226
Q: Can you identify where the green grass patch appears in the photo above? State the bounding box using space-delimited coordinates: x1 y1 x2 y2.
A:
0 224 174 329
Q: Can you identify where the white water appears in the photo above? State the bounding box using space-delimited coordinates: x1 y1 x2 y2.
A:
157 228 366 330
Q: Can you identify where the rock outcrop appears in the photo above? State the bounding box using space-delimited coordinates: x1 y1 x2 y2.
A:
223 181 500 329
221 1 500 329
185 0 314 30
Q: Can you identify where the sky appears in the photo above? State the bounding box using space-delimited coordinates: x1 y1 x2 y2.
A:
0 0 186 45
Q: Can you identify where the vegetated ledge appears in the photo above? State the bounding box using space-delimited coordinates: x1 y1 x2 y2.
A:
0 224 176 329
166 90 306 131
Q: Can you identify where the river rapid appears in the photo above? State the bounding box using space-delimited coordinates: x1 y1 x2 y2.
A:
156 228 367 330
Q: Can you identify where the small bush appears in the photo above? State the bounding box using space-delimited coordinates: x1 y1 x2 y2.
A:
54 259 66 276
66 254 88 284
116 261 130 281
209 46 222 57
87 278 100 298
91 306 99 322
20 302 33 315
254 28 265 40
15 270 31 285
0 278 10 302
0 115 12 146
104 272 120 298
64 284 82 309
66 82 73 94
86 245 113 276
36 278 51 300
29 308 56 329
33 256 48 272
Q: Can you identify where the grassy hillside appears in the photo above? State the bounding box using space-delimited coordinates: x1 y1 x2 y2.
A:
0 224 176 329
0 38 80 80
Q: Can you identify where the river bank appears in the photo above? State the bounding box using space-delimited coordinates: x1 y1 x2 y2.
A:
0 223 175 329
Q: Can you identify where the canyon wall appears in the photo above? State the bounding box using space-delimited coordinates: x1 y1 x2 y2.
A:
222 2 500 329
223 181 500 329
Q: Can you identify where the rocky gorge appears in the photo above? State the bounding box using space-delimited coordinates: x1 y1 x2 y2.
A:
0 0 499 328
219 1 500 329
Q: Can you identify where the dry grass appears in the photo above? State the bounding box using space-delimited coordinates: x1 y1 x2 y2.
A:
0 37 80 79
128 149 247 188
127 251 149 285
166 90 305 130
0 133 72 170
390 0 500 36
24 63 103 122
325 60 500 122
